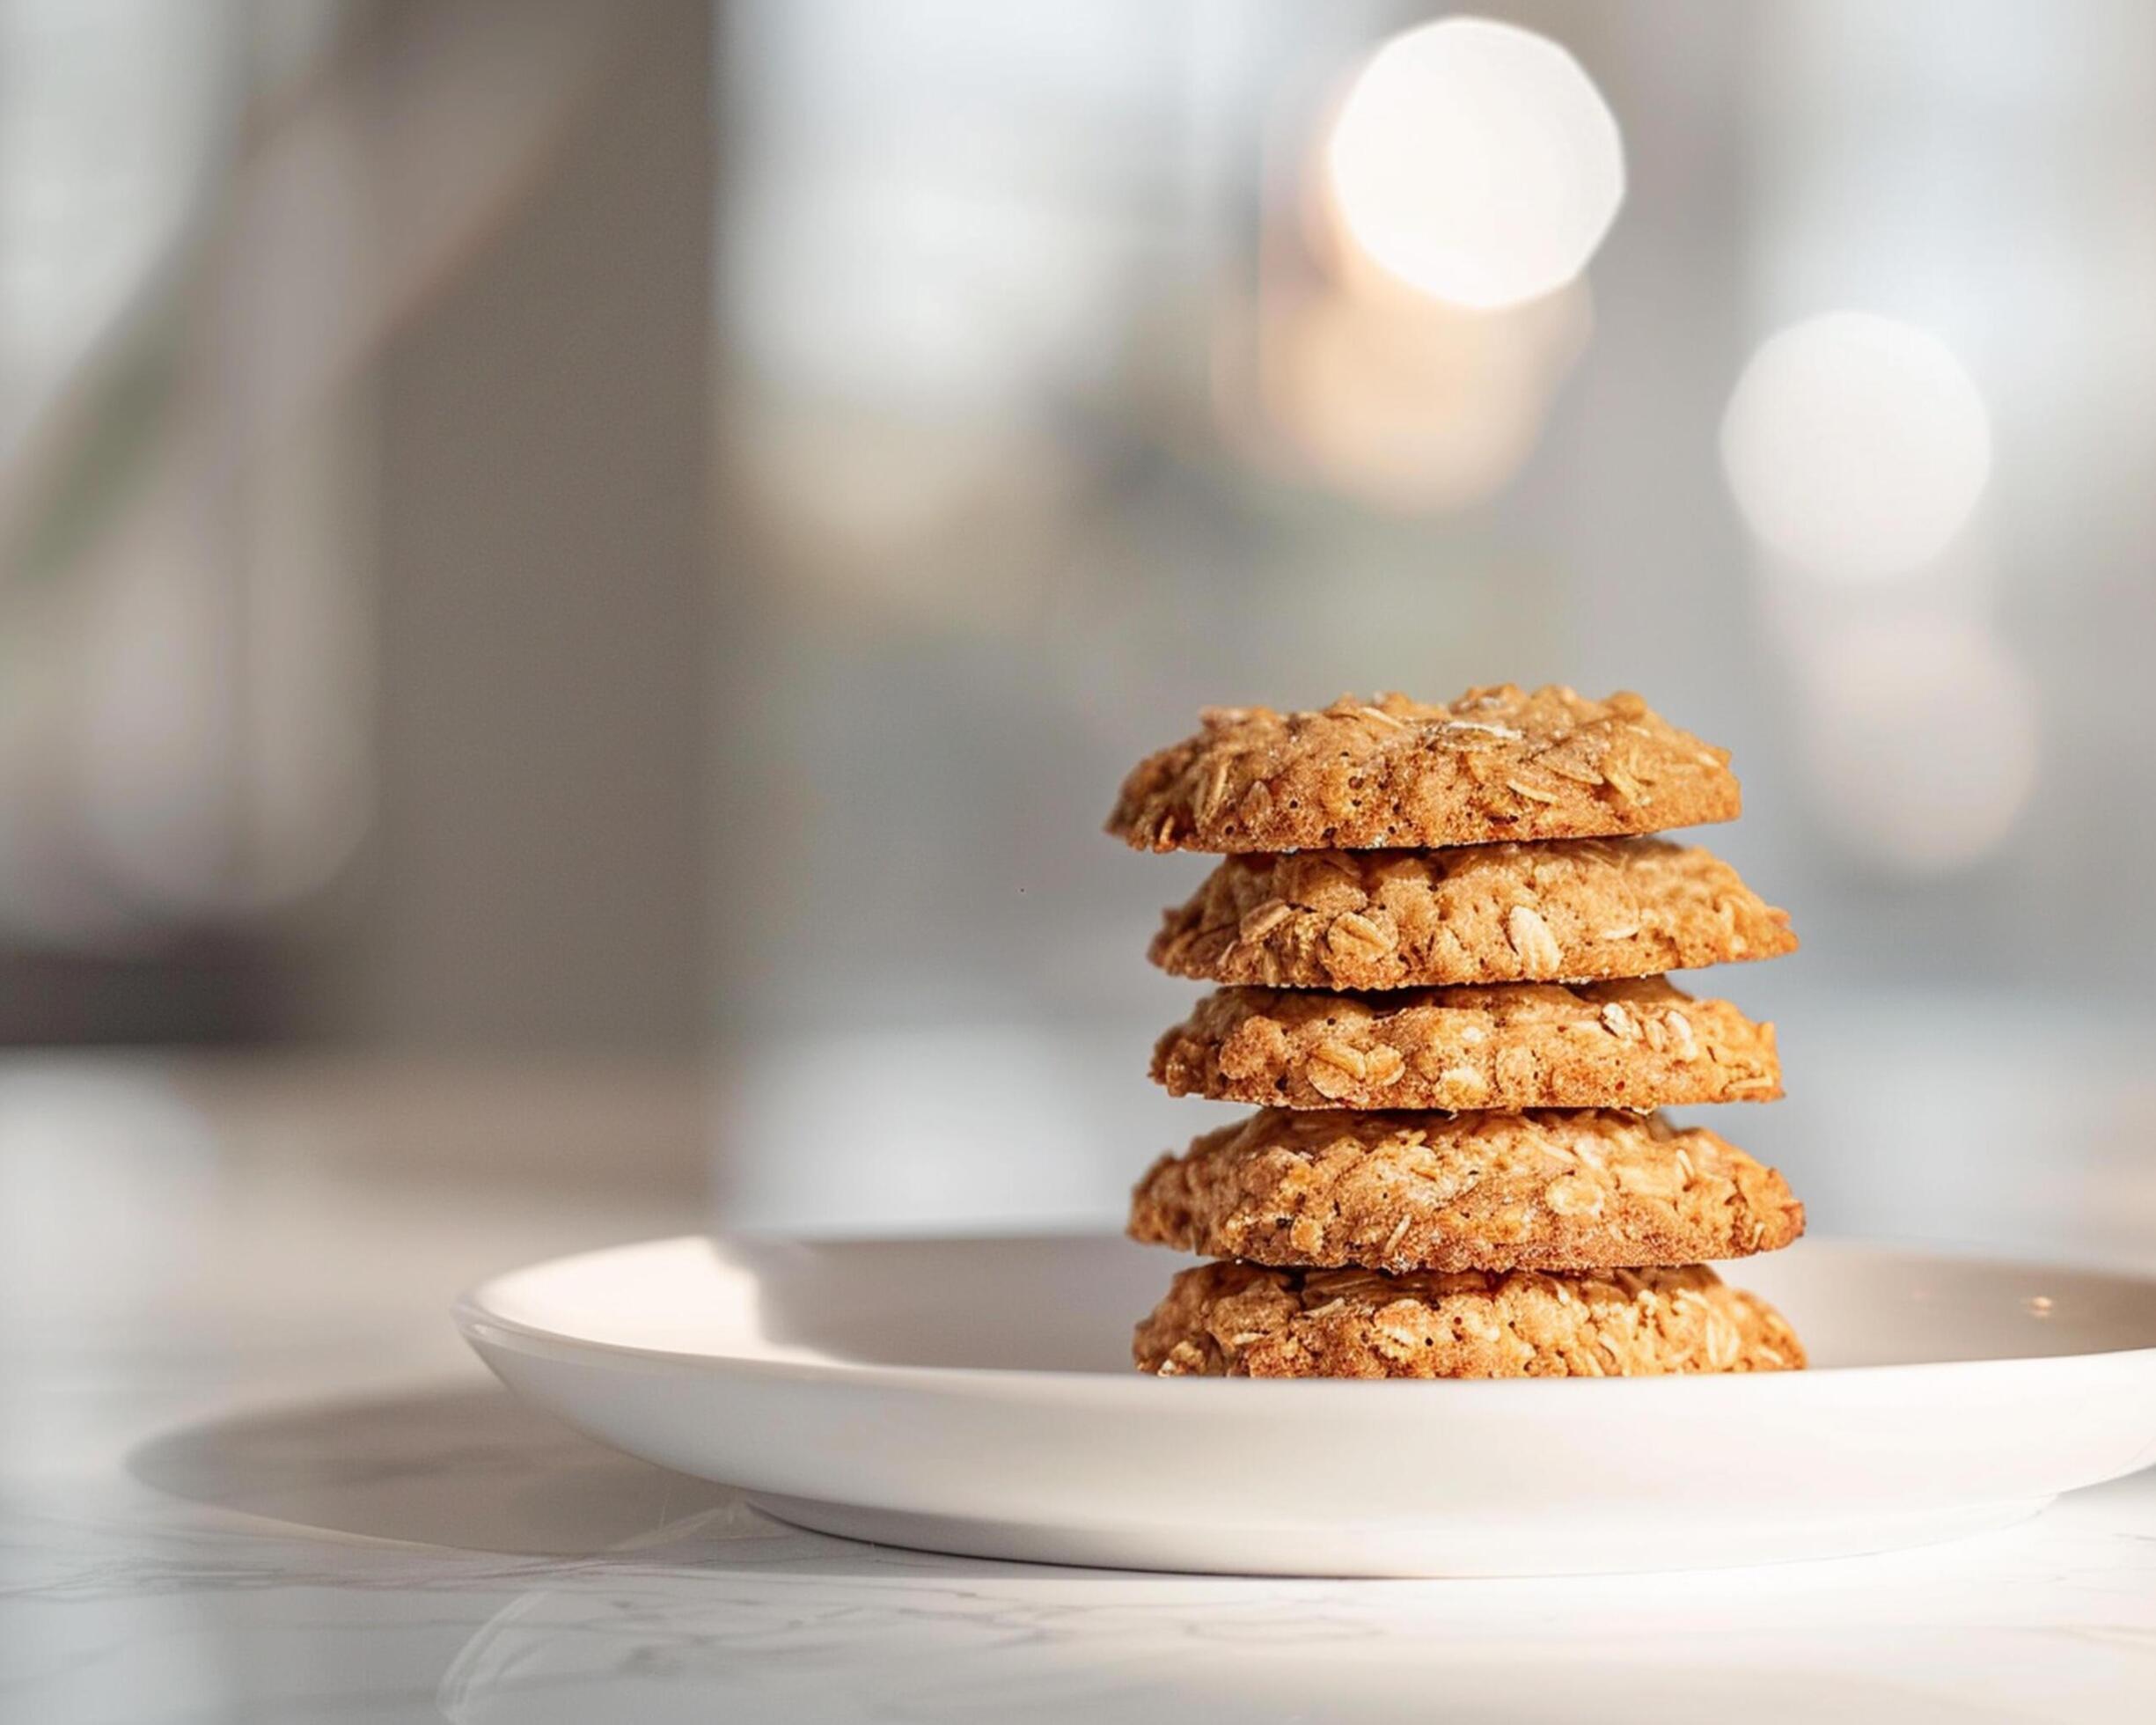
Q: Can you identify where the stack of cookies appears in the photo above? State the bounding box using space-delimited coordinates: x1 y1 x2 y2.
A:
1106 686 1808 1379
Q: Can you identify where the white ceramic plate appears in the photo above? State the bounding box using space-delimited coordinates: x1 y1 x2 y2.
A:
456 1233 2156 1576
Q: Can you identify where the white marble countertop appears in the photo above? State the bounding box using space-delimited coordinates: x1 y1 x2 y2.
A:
5 1053 2155 1723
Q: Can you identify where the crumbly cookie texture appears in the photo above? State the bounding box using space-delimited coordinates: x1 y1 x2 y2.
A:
1109 686 1740 854
1129 1108 1802 1274
1133 1259 1805 1378
1151 838 1796 991
1151 977 1779 1112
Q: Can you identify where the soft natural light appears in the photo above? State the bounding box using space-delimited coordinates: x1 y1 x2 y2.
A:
1324 17 1624 311
1257 283 1591 512
1721 312 1993 580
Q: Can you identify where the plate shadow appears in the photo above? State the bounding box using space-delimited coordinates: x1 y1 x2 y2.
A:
128 1381 737 1555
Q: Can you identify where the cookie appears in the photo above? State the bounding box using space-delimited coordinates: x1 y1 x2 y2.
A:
1108 686 1740 854
1129 1108 1803 1274
1133 1259 1805 1378
1150 978 1780 1112
1151 839 1795 991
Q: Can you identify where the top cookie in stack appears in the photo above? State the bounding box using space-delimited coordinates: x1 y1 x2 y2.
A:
1108 686 1807 1380
1109 686 1742 854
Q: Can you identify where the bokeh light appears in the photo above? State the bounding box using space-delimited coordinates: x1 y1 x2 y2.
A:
1324 18 1624 311
1721 312 1993 580
1795 614 2038 874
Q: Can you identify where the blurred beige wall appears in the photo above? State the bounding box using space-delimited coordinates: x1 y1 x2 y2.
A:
317 0 710 1053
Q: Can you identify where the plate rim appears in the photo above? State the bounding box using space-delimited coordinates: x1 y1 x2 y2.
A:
453 1230 2156 1394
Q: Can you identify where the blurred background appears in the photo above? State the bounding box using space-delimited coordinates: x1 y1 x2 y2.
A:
4 0 2155 1263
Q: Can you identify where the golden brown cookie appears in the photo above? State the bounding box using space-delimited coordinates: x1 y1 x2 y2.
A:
1150 978 1780 1112
1133 1259 1805 1378
1151 838 1795 991
1109 686 1740 853
1129 1109 1803 1274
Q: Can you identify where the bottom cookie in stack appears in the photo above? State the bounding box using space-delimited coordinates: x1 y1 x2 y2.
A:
1134 1260 1805 1379
1127 1108 1808 1378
